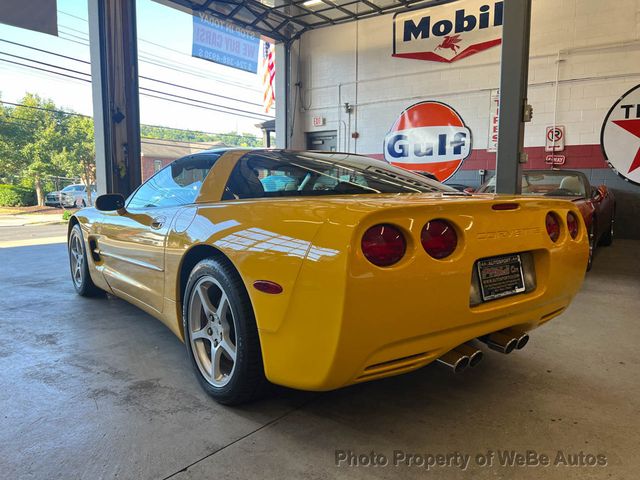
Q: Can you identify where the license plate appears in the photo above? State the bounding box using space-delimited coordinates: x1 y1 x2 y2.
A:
477 254 526 302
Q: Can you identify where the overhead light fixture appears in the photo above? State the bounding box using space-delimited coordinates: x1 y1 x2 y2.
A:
303 0 324 7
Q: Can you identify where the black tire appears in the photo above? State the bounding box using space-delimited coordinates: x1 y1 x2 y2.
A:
68 224 102 296
599 210 614 247
183 258 267 405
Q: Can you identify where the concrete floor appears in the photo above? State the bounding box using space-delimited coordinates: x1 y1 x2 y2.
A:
1 224 639 479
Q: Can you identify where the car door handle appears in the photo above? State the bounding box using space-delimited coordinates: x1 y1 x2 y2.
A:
151 216 166 230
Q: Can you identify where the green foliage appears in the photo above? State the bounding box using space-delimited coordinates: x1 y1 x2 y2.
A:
140 125 262 147
62 209 73 221
0 184 36 206
0 93 74 204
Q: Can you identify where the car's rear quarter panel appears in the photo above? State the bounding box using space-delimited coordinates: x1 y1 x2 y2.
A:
164 199 330 336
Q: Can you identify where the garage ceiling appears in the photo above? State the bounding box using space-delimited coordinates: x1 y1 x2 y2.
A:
166 0 447 42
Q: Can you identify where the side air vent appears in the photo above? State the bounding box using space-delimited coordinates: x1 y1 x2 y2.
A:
88 237 101 262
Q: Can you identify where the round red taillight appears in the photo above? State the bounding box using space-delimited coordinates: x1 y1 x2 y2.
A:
567 212 580 239
546 212 561 242
421 219 458 259
361 224 406 267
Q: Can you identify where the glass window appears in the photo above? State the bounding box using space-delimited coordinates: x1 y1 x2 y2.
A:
127 154 220 209
222 151 453 200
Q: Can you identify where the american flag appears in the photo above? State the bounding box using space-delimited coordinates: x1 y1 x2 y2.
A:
261 42 275 113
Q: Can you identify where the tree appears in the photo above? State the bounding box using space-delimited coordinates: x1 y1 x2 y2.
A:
60 116 96 204
0 94 69 205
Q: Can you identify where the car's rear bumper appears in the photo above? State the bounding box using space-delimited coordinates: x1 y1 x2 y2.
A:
348 297 570 386
262 272 582 391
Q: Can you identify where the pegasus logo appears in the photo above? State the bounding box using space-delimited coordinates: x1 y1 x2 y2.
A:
435 35 462 54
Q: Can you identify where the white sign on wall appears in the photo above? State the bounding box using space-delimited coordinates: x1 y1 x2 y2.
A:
487 89 500 152
392 0 503 63
545 125 565 152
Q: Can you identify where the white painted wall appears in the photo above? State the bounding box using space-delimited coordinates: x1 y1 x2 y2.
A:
289 0 640 154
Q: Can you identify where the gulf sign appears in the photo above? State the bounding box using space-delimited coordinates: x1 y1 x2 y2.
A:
384 101 472 181
601 84 640 186
393 0 503 63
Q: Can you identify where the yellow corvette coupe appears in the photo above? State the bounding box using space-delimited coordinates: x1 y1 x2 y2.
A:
68 149 588 404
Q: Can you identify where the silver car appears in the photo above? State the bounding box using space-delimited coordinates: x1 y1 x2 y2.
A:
45 184 96 208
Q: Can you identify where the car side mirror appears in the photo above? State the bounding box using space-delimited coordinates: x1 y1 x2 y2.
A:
95 193 125 212
598 185 607 198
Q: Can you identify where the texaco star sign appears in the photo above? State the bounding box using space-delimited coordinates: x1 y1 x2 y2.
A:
601 84 640 186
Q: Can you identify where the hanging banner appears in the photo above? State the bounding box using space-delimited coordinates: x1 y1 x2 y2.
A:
0 0 58 36
192 12 260 73
487 89 500 152
601 84 640 186
393 0 503 63
383 101 472 182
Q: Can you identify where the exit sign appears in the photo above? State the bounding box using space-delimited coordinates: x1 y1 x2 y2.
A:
312 116 325 127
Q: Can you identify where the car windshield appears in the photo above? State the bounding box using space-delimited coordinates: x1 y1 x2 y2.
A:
62 185 79 192
478 172 587 197
223 151 454 200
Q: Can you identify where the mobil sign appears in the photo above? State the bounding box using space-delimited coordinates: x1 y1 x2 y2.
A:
393 0 503 63
384 101 472 181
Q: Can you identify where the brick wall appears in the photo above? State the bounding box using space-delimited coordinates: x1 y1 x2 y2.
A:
288 0 640 238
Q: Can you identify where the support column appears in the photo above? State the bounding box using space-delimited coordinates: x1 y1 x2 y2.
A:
274 41 290 148
495 0 532 194
88 0 142 196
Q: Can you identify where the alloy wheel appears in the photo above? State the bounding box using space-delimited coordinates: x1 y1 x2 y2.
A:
188 276 238 387
69 231 84 288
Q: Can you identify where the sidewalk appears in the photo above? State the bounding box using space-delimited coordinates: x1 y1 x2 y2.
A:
0 222 68 248
0 213 65 227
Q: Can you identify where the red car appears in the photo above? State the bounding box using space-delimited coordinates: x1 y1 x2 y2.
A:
477 170 615 270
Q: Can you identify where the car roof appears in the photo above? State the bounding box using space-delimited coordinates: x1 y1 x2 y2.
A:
198 148 385 158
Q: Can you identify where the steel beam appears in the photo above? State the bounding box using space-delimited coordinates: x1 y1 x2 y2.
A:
495 0 532 194
275 41 290 148
88 0 142 196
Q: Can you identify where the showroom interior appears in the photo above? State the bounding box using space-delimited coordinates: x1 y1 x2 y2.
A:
1 0 639 479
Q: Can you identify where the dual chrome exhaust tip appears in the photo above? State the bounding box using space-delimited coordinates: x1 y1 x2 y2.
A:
480 328 529 354
436 328 529 373
436 343 484 374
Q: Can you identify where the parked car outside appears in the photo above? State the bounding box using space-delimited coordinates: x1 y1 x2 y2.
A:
45 184 97 208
